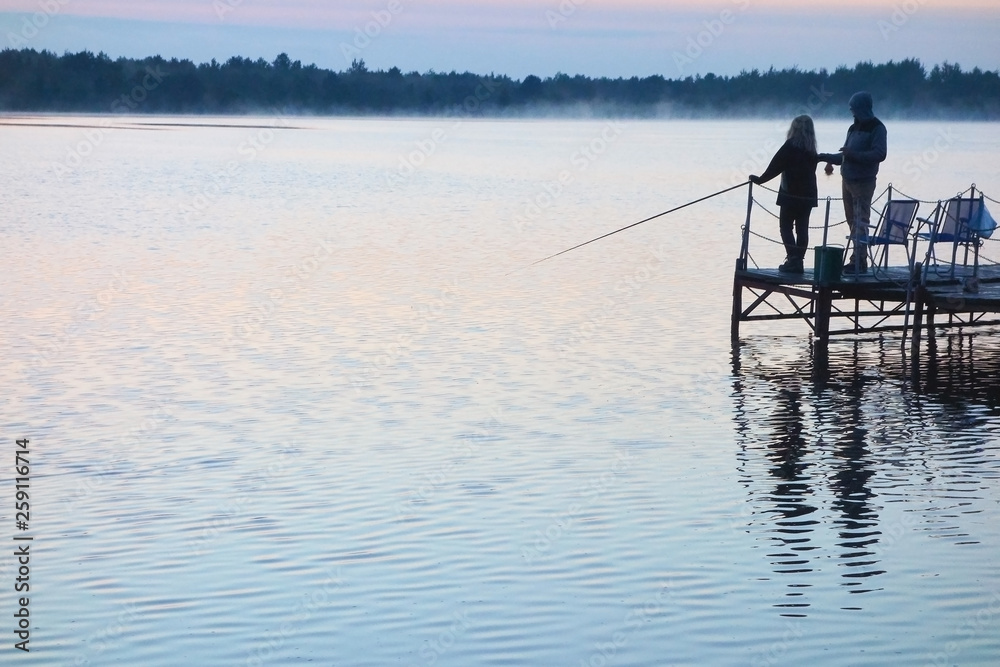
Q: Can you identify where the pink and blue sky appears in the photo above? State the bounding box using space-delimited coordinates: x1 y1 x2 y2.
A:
1 0 998 78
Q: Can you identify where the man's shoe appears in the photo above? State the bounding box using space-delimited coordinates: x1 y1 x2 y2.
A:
779 258 804 274
843 262 868 275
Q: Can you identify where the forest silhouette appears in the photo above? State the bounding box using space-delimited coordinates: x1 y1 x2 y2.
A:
1 48 998 118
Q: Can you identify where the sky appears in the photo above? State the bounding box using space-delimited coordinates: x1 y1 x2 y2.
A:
1 0 998 79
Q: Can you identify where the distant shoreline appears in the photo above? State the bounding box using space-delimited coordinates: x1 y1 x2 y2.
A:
2 49 998 120
2 114 998 126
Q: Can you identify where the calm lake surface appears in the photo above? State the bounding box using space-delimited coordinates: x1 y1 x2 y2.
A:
2 115 1000 666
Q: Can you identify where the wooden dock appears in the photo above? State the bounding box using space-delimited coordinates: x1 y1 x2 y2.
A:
732 261 1000 348
731 184 1000 360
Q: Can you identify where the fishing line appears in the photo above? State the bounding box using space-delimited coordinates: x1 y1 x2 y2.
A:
524 180 750 269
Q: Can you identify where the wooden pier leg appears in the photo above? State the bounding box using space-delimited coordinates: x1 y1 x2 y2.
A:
910 279 925 383
927 302 937 353
815 285 832 350
731 259 743 343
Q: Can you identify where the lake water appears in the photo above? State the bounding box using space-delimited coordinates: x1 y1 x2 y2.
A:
2 115 1000 666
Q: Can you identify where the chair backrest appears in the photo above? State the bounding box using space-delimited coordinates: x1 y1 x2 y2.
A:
937 197 982 242
874 199 919 245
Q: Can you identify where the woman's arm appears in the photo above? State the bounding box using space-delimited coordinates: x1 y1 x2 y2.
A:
750 142 789 184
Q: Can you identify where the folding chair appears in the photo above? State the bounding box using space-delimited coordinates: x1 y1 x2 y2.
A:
917 194 984 278
868 198 919 277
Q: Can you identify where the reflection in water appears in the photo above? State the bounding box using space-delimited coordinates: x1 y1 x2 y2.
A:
732 332 1000 616
824 356 884 598
924 331 1000 409
3 117 999 665
762 381 819 615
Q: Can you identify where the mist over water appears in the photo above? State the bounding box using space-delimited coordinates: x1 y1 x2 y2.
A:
2 116 1000 665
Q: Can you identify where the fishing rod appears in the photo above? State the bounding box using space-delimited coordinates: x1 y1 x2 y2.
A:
527 180 750 268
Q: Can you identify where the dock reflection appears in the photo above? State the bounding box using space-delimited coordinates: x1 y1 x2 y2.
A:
731 332 1000 615
759 381 820 615
824 361 883 597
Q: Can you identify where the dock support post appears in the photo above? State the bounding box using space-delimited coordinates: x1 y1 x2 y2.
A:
927 301 937 354
815 285 832 349
732 183 754 344
910 263 925 382
731 260 744 342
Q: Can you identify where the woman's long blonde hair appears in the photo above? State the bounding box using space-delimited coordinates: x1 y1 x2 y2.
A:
787 115 817 154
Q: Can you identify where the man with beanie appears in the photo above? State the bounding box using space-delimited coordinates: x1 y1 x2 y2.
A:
819 91 888 274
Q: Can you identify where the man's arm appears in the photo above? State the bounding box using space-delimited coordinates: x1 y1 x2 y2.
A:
844 123 887 165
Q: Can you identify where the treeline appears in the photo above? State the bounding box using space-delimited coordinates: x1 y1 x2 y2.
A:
1 48 999 118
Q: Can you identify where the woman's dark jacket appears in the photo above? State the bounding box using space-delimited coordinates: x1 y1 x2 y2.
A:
754 140 820 209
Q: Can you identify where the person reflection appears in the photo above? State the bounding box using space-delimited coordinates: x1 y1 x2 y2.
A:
828 362 883 594
762 380 819 612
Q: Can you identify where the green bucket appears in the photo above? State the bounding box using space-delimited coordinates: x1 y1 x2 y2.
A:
814 245 844 284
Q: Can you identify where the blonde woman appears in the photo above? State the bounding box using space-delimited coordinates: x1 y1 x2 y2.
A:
750 115 826 274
